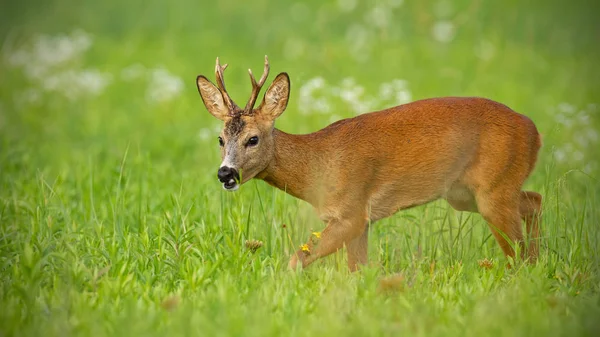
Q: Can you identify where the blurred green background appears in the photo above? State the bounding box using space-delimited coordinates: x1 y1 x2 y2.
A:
1 0 599 172
1 0 599 336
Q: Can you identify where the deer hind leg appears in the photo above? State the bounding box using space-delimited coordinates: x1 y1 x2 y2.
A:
520 191 542 262
288 215 366 270
475 189 525 261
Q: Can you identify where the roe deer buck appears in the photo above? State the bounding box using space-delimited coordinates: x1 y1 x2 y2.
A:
196 56 542 271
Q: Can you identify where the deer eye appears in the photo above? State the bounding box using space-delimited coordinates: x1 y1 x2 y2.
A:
246 136 259 147
218 137 224 147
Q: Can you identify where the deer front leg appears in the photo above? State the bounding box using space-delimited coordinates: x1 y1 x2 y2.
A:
346 224 369 271
288 215 366 270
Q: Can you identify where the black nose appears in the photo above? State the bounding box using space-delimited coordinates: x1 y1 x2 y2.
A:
217 166 239 183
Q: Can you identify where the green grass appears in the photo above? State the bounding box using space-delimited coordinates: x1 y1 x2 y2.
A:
1 0 599 336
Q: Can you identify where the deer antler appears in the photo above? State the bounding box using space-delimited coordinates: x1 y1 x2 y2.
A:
215 57 239 113
244 55 270 113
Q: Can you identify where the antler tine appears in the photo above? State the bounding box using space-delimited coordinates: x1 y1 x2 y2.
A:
244 55 270 113
215 57 237 112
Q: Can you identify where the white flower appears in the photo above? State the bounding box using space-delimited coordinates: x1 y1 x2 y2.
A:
395 90 412 105
557 102 575 115
76 69 112 95
298 77 328 114
5 29 112 100
366 6 391 29
4 49 31 68
587 129 599 143
554 149 566 163
337 0 357 12
379 79 411 105
146 67 184 103
586 103 597 112
198 128 213 141
283 39 305 60
432 21 455 43
388 0 404 9
31 30 92 71
346 24 372 62
121 63 147 81
380 83 394 100
583 163 596 174
20 88 42 105
313 98 332 114
475 40 496 61
574 134 588 147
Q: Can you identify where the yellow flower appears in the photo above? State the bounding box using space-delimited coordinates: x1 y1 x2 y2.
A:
300 244 310 253
311 231 322 239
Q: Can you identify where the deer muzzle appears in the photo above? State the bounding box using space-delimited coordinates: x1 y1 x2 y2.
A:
217 166 240 191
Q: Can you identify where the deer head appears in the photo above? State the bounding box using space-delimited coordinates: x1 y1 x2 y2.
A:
196 56 290 191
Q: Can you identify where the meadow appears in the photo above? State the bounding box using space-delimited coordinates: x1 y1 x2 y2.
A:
1 0 599 336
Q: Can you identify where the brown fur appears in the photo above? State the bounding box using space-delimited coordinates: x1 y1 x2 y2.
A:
197 58 542 271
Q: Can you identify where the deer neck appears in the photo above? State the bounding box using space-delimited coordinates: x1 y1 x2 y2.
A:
257 129 321 205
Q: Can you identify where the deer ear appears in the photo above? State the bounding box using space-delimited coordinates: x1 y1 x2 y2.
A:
258 72 290 121
196 75 229 120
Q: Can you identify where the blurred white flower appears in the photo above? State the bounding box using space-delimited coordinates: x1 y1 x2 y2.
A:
577 111 589 124
14 88 42 106
475 40 496 61
338 77 365 101
388 0 404 9
554 149 566 163
298 76 412 116
4 29 112 101
346 24 372 62
551 100 599 167
583 163 596 174
337 0 357 12
146 67 184 103
380 83 394 101
587 129 598 143
313 98 332 114
299 77 327 114
554 113 572 128
32 30 92 69
395 90 412 105
432 21 455 43
379 79 411 105
5 30 92 72
40 69 112 101
334 77 373 114
586 103 597 112
121 63 147 81
574 134 588 147
283 38 305 60
198 128 214 141
557 102 575 115
5 49 31 68
77 69 113 95
366 6 391 29
353 99 376 115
